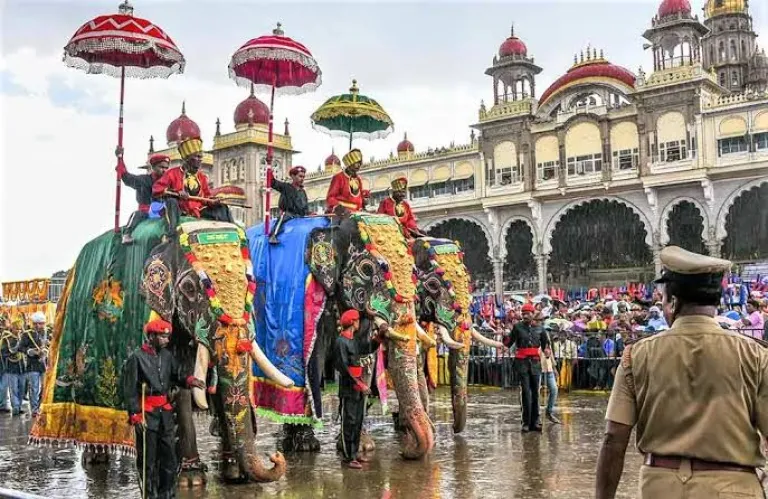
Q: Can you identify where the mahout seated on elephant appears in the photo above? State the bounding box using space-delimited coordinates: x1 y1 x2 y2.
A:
248 212 435 460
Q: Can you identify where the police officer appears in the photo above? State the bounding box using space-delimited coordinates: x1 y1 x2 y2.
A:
123 318 203 499
595 246 768 499
504 303 550 432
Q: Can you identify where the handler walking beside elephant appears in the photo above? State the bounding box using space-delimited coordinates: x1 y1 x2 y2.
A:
123 318 204 499
334 309 380 469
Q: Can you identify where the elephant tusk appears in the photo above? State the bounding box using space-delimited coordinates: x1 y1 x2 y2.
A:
471 327 504 349
415 322 437 349
192 344 209 410
373 317 408 343
250 340 295 388
437 325 464 350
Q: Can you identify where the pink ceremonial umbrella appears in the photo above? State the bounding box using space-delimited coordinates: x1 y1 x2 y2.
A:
228 23 322 234
64 0 185 233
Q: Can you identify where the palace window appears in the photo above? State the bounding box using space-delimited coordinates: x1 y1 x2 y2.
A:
454 176 475 193
718 136 748 155
537 161 558 181
566 154 602 176
410 185 430 199
612 148 638 170
370 191 389 207
431 181 451 197
659 140 688 162
755 132 768 151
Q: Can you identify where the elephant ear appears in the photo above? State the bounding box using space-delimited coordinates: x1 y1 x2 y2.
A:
307 227 340 297
141 242 175 321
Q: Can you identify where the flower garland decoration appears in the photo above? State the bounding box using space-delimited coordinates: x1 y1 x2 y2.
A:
357 219 416 304
179 228 256 326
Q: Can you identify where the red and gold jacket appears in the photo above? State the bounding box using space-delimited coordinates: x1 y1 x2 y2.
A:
377 197 419 232
152 166 211 218
326 171 365 213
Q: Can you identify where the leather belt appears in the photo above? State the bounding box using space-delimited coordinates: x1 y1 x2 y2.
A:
644 454 755 474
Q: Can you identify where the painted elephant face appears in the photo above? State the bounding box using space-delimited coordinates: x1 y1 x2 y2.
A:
413 238 463 332
141 220 285 482
307 216 397 324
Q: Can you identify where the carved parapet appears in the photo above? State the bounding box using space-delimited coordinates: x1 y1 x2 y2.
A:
479 99 533 122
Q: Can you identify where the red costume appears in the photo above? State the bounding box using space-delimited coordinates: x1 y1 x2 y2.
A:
326 171 365 213
377 197 419 233
152 166 211 218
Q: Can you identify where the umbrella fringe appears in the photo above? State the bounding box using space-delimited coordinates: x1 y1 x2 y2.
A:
310 123 394 142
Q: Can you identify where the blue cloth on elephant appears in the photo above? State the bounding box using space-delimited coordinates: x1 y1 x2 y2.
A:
248 217 330 426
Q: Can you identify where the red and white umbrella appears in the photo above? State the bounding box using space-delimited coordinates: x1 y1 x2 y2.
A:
64 0 185 232
228 23 321 234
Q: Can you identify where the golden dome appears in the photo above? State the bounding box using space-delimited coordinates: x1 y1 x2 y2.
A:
704 0 747 18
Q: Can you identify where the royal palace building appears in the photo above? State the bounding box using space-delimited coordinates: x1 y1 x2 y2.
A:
149 0 768 295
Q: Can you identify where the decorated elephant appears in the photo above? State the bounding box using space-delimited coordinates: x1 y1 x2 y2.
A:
248 212 434 459
412 237 501 433
29 217 291 487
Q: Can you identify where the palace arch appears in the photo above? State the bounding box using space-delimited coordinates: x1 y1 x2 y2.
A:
721 180 768 261
424 218 494 289
660 198 708 254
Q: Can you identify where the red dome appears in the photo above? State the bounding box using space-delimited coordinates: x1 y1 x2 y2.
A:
165 102 200 144
499 37 527 57
397 133 414 153
234 89 269 126
539 60 636 106
658 0 691 17
325 151 341 167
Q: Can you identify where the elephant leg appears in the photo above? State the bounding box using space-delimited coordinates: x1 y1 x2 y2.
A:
175 388 207 489
81 445 110 466
281 423 320 453
417 353 430 414
389 345 435 460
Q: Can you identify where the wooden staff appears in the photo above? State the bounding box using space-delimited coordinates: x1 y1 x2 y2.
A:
163 191 252 209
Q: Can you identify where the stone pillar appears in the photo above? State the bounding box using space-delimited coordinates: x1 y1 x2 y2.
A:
492 258 504 299
705 239 722 258
535 253 549 294
653 244 663 279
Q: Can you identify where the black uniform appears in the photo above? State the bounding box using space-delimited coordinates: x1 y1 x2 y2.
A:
122 345 189 499
121 171 159 236
504 322 550 431
269 180 309 242
334 331 377 462
18 329 47 373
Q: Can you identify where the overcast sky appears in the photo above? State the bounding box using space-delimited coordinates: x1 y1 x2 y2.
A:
1 1 766 281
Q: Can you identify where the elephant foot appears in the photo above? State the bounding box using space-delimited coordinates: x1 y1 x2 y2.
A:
220 451 243 483
177 457 207 489
360 429 376 453
81 448 110 466
280 424 320 453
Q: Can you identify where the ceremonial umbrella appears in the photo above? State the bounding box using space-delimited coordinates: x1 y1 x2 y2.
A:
228 23 322 234
311 79 394 149
64 0 185 233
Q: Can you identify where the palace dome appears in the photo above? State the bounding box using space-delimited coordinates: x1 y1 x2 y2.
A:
165 102 201 144
234 88 269 127
324 151 341 168
539 56 636 106
499 29 527 58
658 0 691 18
397 133 414 153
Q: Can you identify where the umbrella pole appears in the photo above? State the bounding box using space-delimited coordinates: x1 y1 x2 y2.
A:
264 80 276 235
114 66 126 234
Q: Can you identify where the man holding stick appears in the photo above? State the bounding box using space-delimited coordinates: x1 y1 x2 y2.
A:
123 317 203 499
152 137 232 238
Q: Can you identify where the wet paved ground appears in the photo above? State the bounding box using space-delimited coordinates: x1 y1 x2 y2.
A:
0 387 645 498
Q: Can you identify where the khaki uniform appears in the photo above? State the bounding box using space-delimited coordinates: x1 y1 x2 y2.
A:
607 315 768 498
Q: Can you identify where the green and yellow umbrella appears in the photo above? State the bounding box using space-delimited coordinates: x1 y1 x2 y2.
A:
310 79 394 149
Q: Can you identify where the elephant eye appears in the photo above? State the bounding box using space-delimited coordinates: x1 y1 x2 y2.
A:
179 275 200 301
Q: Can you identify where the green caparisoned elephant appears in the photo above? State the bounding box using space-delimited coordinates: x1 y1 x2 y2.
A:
248 212 435 460
29 217 292 487
412 237 502 434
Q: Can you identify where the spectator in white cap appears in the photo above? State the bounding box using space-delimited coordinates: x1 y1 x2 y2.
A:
646 306 668 332
19 312 48 417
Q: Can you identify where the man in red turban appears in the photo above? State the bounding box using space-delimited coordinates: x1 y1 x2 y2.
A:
269 165 309 244
123 317 204 499
118 153 169 244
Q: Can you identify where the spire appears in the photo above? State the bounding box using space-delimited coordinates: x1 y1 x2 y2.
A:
284 118 290 136
273 22 284 36
118 1 134 16
249 81 255 97
181 101 186 115
215 118 221 137
510 24 514 37
349 79 359 94
148 135 155 153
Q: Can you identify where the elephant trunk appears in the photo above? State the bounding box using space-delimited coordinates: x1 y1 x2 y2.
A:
387 322 435 460
449 326 470 434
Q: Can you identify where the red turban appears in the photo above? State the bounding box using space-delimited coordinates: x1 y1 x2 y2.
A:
340 309 360 327
149 154 170 166
289 166 306 176
144 318 172 335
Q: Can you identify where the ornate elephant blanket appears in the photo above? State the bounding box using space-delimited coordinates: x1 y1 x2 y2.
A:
29 219 168 454
247 217 330 427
